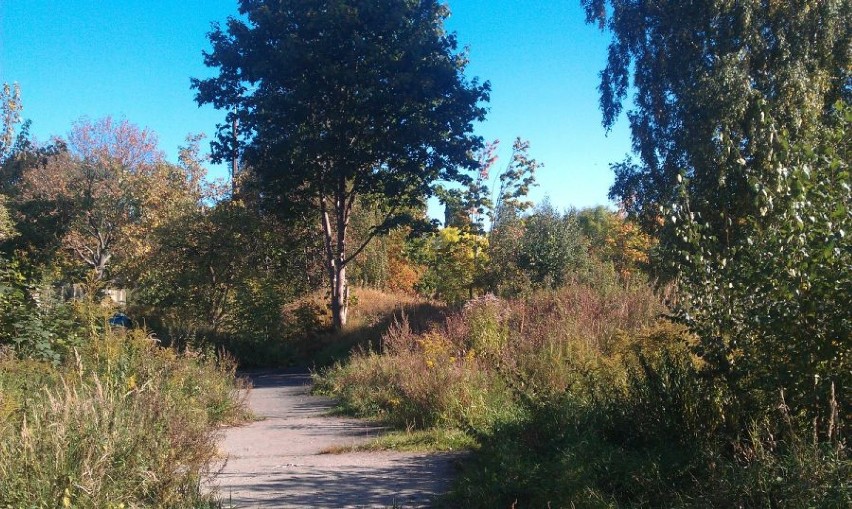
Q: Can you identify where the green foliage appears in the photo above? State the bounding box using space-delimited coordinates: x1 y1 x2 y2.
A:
452 329 849 508
318 278 848 506
0 259 82 364
193 0 490 329
0 82 23 162
516 201 588 289
464 296 509 359
0 195 15 243
484 212 530 297
346 200 425 293
325 428 477 454
671 102 851 428
316 280 662 433
2 117 204 286
415 226 489 305
574 206 653 279
585 2 850 481
133 198 318 365
485 204 650 299
21 118 166 281
316 345 518 432
585 0 851 240
493 137 541 223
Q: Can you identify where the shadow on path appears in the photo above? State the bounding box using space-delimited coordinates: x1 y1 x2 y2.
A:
240 368 313 389
211 369 461 508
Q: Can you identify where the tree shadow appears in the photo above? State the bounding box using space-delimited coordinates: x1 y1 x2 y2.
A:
215 453 462 508
241 368 312 389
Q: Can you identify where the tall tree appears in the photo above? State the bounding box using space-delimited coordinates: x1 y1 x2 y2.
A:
0 83 23 163
0 83 24 243
483 138 540 296
517 201 586 289
193 0 489 329
492 137 539 225
18 118 163 281
584 0 851 422
583 0 851 243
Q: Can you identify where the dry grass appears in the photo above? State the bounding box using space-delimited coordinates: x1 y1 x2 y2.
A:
320 283 850 508
0 329 248 508
284 287 448 367
316 281 664 434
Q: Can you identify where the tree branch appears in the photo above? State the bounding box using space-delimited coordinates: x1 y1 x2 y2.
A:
342 205 398 266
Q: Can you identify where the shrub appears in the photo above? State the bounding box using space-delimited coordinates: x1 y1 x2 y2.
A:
0 259 84 364
452 335 849 508
316 346 515 432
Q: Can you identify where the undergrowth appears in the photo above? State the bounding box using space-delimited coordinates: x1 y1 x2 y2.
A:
316 279 850 507
0 319 249 508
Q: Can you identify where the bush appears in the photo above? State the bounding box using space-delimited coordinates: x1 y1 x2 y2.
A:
453 336 849 508
670 102 851 433
0 259 84 364
316 345 516 432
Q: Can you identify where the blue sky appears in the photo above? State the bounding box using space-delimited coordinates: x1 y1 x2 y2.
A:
0 1 632 212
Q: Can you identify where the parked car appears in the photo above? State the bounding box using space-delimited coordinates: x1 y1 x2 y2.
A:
109 312 133 328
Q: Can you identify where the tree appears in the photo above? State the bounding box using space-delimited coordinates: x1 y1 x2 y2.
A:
583 0 851 243
347 200 425 293
416 225 488 305
12 118 199 284
193 0 489 329
480 138 540 296
0 83 25 164
584 0 851 423
574 206 652 279
432 138 541 298
18 118 163 281
0 83 23 242
672 103 850 426
136 197 320 345
516 201 586 289
492 137 540 224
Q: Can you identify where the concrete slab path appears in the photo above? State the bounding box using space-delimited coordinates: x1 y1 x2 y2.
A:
208 370 462 508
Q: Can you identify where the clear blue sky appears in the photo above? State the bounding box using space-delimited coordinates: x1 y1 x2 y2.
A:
0 0 632 212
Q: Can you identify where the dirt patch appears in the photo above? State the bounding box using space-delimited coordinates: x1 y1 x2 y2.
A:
208 370 463 508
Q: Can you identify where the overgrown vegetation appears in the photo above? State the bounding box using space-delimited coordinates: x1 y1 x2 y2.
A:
318 273 849 507
1 0 848 506
0 90 248 507
0 299 248 508
315 0 850 504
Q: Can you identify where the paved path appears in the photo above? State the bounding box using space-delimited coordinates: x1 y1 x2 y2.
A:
209 370 462 508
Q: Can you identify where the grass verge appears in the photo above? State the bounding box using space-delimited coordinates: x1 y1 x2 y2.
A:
321 428 478 454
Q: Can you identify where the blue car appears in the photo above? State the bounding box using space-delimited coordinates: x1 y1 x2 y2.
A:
109 312 133 328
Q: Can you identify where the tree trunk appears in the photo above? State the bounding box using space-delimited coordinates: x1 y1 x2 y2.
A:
331 263 348 329
320 189 350 331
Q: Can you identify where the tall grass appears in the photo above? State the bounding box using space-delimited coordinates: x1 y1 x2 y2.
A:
316 280 660 434
316 279 850 507
0 328 248 508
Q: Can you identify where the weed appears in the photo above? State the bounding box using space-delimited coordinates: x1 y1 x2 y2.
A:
0 328 248 508
316 282 849 507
